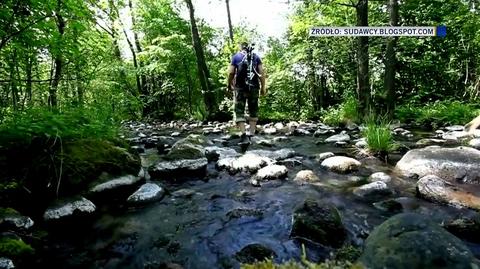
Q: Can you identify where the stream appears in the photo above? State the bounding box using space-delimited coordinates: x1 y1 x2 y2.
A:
37 122 480 269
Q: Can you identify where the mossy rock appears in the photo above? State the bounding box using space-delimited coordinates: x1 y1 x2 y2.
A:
166 142 205 160
0 138 140 215
0 236 34 258
358 213 477 269
291 199 346 248
0 208 19 219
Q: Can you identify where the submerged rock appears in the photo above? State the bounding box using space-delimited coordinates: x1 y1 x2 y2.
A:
127 183 165 205
416 175 480 211
171 188 196 198
415 138 447 147
43 197 96 221
321 156 361 173
444 214 480 243
149 158 208 179
354 181 392 198
396 146 480 183
205 146 239 161
235 244 277 264
358 213 476 269
291 199 346 247
373 199 403 213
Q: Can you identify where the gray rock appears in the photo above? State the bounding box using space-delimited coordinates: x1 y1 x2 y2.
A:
368 172 392 183
167 140 205 160
171 132 181 137
355 138 368 148
44 197 96 221
172 188 196 198
469 138 480 150
263 127 277 135
442 131 470 141
315 152 335 162
321 156 361 173
415 138 447 147
445 125 465 132
358 213 476 269
205 146 239 161
90 175 141 194
272 136 289 143
247 148 295 161
417 175 480 211
313 129 330 137
0 208 34 230
256 139 274 147
253 165 288 181
127 183 165 204
294 128 311 136
354 181 392 198
325 131 350 143
346 122 358 131
291 199 346 247
396 146 480 183
277 157 302 167
294 170 319 182
0 258 14 269
150 158 208 178
274 122 285 130
217 154 273 173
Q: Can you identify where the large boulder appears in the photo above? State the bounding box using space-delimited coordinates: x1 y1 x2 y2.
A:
358 213 476 269
416 175 480 211
216 154 273 174
43 197 96 222
291 199 346 247
166 135 209 160
0 258 14 269
321 156 361 173
149 158 208 179
396 146 480 183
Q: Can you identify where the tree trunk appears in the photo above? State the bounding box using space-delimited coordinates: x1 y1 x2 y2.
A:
122 28 141 97
225 0 234 44
184 0 216 119
356 0 370 116
49 0 65 108
384 0 398 117
25 52 33 104
128 0 147 96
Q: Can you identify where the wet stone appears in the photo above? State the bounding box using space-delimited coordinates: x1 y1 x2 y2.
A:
235 244 277 264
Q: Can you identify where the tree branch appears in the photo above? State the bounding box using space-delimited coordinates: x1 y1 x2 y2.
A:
0 15 51 51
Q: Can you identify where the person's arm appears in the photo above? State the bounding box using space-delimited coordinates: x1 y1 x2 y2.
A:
258 64 267 96
228 64 236 91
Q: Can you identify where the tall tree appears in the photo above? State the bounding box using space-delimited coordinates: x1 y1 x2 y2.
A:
49 0 66 108
184 0 217 118
225 0 234 44
356 0 370 116
384 0 398 116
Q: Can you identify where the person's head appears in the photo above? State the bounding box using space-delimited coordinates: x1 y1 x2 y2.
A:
239 42 249 51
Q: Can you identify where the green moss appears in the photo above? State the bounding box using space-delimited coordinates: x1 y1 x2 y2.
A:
241 258 362 269
334 245 362 263
0 237 34 258
60 139 140 191
0 207 19 218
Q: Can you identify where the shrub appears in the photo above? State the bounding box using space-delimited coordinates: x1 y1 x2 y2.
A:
322 96 359 126
0 237 34 258
395 100 479 128
362 119 397 157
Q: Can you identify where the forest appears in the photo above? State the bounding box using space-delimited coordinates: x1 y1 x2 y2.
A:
0 0 480 268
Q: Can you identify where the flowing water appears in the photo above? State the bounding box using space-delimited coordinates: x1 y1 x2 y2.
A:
38 127 480 269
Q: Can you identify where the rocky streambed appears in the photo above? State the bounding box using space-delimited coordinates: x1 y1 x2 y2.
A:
3 121 480 269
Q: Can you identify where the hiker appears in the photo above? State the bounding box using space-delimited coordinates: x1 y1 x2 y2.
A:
228 42 267 143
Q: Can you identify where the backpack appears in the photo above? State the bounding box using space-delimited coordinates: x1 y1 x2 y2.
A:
236 52 260 89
